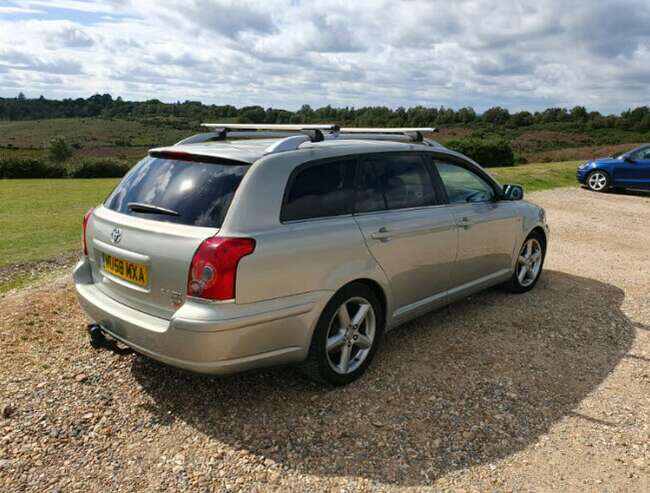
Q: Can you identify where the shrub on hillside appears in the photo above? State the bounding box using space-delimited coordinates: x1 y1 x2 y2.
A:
47 136 74 162
66 158 131 178
445 138 515 167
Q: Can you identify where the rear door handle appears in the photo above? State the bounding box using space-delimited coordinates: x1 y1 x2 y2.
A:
457 217 473 229
370 226 392 240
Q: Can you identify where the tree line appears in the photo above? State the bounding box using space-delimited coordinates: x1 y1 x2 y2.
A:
1 93 650 131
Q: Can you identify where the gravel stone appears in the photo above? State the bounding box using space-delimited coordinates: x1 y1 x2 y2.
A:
1 403 15 419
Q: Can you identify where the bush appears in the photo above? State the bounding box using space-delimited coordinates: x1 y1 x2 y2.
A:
445 138 515 167
0 158 66 178
66 158 131 178
47 136 73 162
0 157 130 179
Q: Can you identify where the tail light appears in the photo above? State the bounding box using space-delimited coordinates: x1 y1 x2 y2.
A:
187 237 255 301
82 208 94 255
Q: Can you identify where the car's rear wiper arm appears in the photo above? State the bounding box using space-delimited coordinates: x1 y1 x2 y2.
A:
128 202 179 216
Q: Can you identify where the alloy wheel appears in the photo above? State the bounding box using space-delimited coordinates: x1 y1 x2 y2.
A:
588 172 608 191
516 238 543 288
325 297 376 374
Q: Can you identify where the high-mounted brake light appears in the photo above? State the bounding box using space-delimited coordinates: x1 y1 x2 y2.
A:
82 207 94 256
187 237 255 301
149 150 196 161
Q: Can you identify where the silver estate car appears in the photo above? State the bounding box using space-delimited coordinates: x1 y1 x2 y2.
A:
74 124 549 385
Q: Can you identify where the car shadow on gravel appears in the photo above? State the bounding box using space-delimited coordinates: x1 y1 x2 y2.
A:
131 270 638 486
609 188 650 198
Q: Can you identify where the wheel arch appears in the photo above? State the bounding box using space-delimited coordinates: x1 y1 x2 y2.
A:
348 278 388 327
305 276 391 351
588 167 611 178
528 225 548 251
322 278 389 329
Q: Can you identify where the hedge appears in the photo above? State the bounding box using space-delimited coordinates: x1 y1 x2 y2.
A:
66 159 131 178
445 138 515 167
0 158 130 179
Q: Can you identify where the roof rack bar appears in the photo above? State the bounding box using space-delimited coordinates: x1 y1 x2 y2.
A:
338 127 437 143
187 124 443 153
339 127 437 134
201 123 339 131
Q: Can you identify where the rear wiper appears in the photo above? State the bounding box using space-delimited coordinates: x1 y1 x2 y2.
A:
128 202 179 216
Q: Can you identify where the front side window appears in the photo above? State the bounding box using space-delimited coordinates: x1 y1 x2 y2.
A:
355 154 436 213
282 158 355 221
435 161 496 204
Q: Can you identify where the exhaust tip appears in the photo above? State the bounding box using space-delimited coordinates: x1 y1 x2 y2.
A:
87 323 106 349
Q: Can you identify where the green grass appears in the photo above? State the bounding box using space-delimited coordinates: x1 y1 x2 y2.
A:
490 160 580 192
0 271 33 295
0 179 119 268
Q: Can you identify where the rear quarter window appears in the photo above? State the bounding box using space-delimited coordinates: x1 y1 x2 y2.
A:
281 157 356 222
104 156 249 228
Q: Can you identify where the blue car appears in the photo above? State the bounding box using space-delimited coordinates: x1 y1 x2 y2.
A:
577 144 650 192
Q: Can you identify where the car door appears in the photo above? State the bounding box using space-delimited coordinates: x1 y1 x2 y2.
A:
431 158 521 300
352 153 458 316
615 146 650 189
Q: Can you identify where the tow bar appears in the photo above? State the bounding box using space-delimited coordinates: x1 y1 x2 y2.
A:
86 324 132 354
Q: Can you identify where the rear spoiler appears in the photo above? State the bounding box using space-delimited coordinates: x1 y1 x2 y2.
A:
148 150 249 166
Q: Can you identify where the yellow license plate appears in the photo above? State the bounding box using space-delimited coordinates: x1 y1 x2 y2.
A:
103 254 148 287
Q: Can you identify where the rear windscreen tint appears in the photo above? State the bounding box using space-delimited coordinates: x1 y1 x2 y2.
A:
104 157 249 228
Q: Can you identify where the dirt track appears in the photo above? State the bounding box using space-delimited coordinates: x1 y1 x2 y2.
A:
1 187 649 492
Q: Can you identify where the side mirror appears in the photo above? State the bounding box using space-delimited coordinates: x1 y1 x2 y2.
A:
623 154 635 163
502 184 524 201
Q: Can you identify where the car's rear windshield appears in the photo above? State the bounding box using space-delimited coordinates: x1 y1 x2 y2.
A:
104 156 249 228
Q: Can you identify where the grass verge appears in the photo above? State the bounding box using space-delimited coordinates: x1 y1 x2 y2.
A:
489 160 580 192
0 178 119 268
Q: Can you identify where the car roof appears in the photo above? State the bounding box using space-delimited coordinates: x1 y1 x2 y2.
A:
150 138 447 164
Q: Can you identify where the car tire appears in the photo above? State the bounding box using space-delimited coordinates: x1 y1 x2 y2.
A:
505 230 546 294
301 282 384 386
586 170 610 192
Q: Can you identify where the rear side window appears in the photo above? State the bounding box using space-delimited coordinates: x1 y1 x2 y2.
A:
104 156 249 228
355 154 436 212
282 158 356 221
631 146 650 160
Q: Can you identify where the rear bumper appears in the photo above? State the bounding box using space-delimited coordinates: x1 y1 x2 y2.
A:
73 258 330 374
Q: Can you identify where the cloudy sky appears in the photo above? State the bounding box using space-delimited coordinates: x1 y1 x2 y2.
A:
0 0 649 113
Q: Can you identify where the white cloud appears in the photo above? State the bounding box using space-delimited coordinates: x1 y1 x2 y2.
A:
0 0 649 113
47 25 95 47
14 1 119 14
0 6 44 14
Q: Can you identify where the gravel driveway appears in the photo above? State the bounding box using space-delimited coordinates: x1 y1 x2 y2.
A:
1 187 649 492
